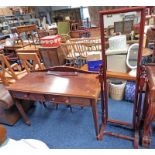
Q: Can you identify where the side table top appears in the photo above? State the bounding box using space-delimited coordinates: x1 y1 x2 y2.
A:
7 71 100 100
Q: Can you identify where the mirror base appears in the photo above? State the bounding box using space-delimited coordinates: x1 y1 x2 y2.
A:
129 69 137 77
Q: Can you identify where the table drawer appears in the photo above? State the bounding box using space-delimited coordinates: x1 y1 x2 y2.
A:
69 97 90 106
11 91 45 101
45 95 90 106
45 95 69 103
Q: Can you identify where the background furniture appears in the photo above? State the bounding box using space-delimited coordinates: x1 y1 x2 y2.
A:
61 41 102 67
39 46 65 68
57 21 70 42
52 7 81 23
89 27 101 37
114 20 134 40
145 26 155 62
17 53 45 73
0 84 33 125
16 45 40 58
16 24 40 47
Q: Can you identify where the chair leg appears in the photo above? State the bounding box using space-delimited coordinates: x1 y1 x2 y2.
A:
42 102 47 108
80 106 84 110
56 104 59 110
66 105 72 112
39 101 47 108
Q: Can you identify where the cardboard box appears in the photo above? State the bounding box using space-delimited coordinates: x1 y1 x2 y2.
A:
107 54 128 73
87 54 102 71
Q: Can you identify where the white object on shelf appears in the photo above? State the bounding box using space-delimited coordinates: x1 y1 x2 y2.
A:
108 35 127 50
126 43 139 77
109 81 126 101
106 45 128 55
107 54 128 73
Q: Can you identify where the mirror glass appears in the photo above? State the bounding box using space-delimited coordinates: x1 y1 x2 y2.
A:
127 43 139 68
126 43 139 77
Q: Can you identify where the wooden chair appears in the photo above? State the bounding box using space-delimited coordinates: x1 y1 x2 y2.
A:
17 53 46 73
70 37 101 43
57 21 71 42
0 54 27 85
61 42 90 67
61 41 102 67
16 24 40 47
61 43 77 66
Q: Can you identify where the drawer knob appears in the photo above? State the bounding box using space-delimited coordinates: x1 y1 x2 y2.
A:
65 99 69 103
24 94 28 98
52 98 55 101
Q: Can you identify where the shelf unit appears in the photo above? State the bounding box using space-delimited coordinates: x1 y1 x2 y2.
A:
0 14 39 33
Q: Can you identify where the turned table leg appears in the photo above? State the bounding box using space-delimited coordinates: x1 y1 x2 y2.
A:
91 99 99 139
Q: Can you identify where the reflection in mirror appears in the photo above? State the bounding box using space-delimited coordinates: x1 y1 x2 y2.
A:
126 43 139 77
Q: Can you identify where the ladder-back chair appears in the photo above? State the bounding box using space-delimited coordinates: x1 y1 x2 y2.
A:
61 41 102 67
17 53 46 73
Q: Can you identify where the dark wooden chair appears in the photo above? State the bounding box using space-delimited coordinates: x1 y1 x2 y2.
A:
145 26 155 62
142 65 155 148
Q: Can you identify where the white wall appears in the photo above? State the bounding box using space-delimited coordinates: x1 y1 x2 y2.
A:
104 14 123 28
103 12 139 28
51 6 70 11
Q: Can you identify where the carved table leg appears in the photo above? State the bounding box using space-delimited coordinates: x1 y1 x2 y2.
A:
15 99 31 125
134 129 139 149
91 99 99 139
142 101 155 148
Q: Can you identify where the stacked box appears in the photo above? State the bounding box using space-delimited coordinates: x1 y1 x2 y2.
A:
40 35 61 47
87 54 102 71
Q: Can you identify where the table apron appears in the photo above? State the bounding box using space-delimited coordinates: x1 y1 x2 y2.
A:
10 91 92 106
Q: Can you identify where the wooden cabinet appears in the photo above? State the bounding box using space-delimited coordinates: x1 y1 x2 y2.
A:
39 46 65 68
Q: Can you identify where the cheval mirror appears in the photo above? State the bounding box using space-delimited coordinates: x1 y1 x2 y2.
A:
98 7 146 149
